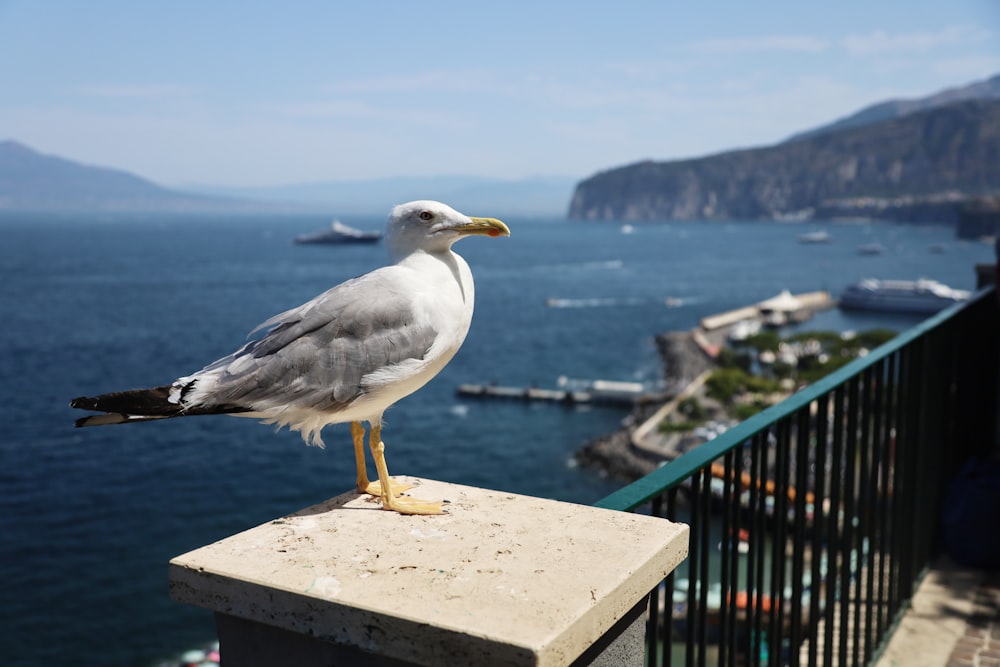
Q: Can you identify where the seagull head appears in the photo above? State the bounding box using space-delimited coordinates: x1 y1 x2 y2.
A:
386 200 510 258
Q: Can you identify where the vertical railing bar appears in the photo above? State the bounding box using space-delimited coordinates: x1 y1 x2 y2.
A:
745 432 763 664
858 364 877 665
867 359 889 648
685 473 700 667
843 374 860 667
920 326 941 570
666 488 678 667
698 468 713 667
769 419 791 667
807 393 829 667
753 431 770 666
649 494 664 667
905 338 922 589
743 433 760 665
727 447 745 667
789 405 810 667
824 384 845 667
697 467 712 667
768 426 781 667
718 450 734 667
879 354 899 632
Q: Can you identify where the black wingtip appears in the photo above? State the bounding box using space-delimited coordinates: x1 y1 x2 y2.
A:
70 396 93 410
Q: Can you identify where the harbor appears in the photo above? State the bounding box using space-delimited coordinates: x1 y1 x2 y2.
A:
457 289 837 414
575 288 888 492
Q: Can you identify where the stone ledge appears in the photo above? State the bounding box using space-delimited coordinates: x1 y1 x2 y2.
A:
169 477 689 667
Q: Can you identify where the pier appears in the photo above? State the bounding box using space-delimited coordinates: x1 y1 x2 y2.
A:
457 378 663 407
699 289 834 332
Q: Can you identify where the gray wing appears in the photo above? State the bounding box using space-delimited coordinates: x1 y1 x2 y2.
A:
188 270 438 412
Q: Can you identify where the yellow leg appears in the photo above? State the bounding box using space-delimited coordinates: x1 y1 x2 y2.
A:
351 421 414 497
369 424 446 515
351 421 373 492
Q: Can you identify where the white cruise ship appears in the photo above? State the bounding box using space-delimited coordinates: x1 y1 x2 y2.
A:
839 278 971 314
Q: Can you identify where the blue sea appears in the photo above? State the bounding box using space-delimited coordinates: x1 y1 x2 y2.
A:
0 212 992 666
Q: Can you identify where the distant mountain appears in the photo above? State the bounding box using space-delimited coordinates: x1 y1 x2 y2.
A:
0 139 574 217
569 97 1000 223
785 73 1000 143
0 141 278 213
187 175 577 217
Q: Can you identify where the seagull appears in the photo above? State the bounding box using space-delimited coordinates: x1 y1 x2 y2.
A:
71 200 510 515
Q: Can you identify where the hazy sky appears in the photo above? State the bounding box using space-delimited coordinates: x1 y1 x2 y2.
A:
2 1 999 187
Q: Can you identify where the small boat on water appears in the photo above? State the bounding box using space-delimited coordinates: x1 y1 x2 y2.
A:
857 242 886 255
839 278 970 314
798 230 831 244
294 220 383 245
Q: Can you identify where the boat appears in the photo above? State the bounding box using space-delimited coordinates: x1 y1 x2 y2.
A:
857 242 886 255
839 278 970 314
797 230 831 244
294 220 382 245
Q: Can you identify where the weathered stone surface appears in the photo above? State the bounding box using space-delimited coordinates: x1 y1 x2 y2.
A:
170 478 689 667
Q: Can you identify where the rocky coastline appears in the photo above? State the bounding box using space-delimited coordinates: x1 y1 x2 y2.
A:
568 99 1000 223
574 330 717 482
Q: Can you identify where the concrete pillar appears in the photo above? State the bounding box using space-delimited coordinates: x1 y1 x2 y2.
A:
170 477 689 666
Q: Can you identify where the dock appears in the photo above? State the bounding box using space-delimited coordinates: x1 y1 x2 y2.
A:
457 378 663 407
700 290 835 332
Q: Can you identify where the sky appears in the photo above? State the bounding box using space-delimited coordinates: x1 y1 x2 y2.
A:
1 0 999 188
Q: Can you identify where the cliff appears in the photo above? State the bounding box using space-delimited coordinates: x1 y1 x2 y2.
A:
568 99 1000 222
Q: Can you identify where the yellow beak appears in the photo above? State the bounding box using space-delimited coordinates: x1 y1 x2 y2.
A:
457 217 511 238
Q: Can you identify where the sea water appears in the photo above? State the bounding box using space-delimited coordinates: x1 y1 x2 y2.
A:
0 213 991 666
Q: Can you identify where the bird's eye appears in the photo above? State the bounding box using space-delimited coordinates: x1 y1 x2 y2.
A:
419 211 434 221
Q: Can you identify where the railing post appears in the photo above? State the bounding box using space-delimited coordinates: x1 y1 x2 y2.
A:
169 478 689 667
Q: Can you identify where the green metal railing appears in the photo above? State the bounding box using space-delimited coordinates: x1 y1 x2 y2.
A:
596 287 999 667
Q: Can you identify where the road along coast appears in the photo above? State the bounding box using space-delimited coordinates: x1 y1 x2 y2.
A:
575 329 716 481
